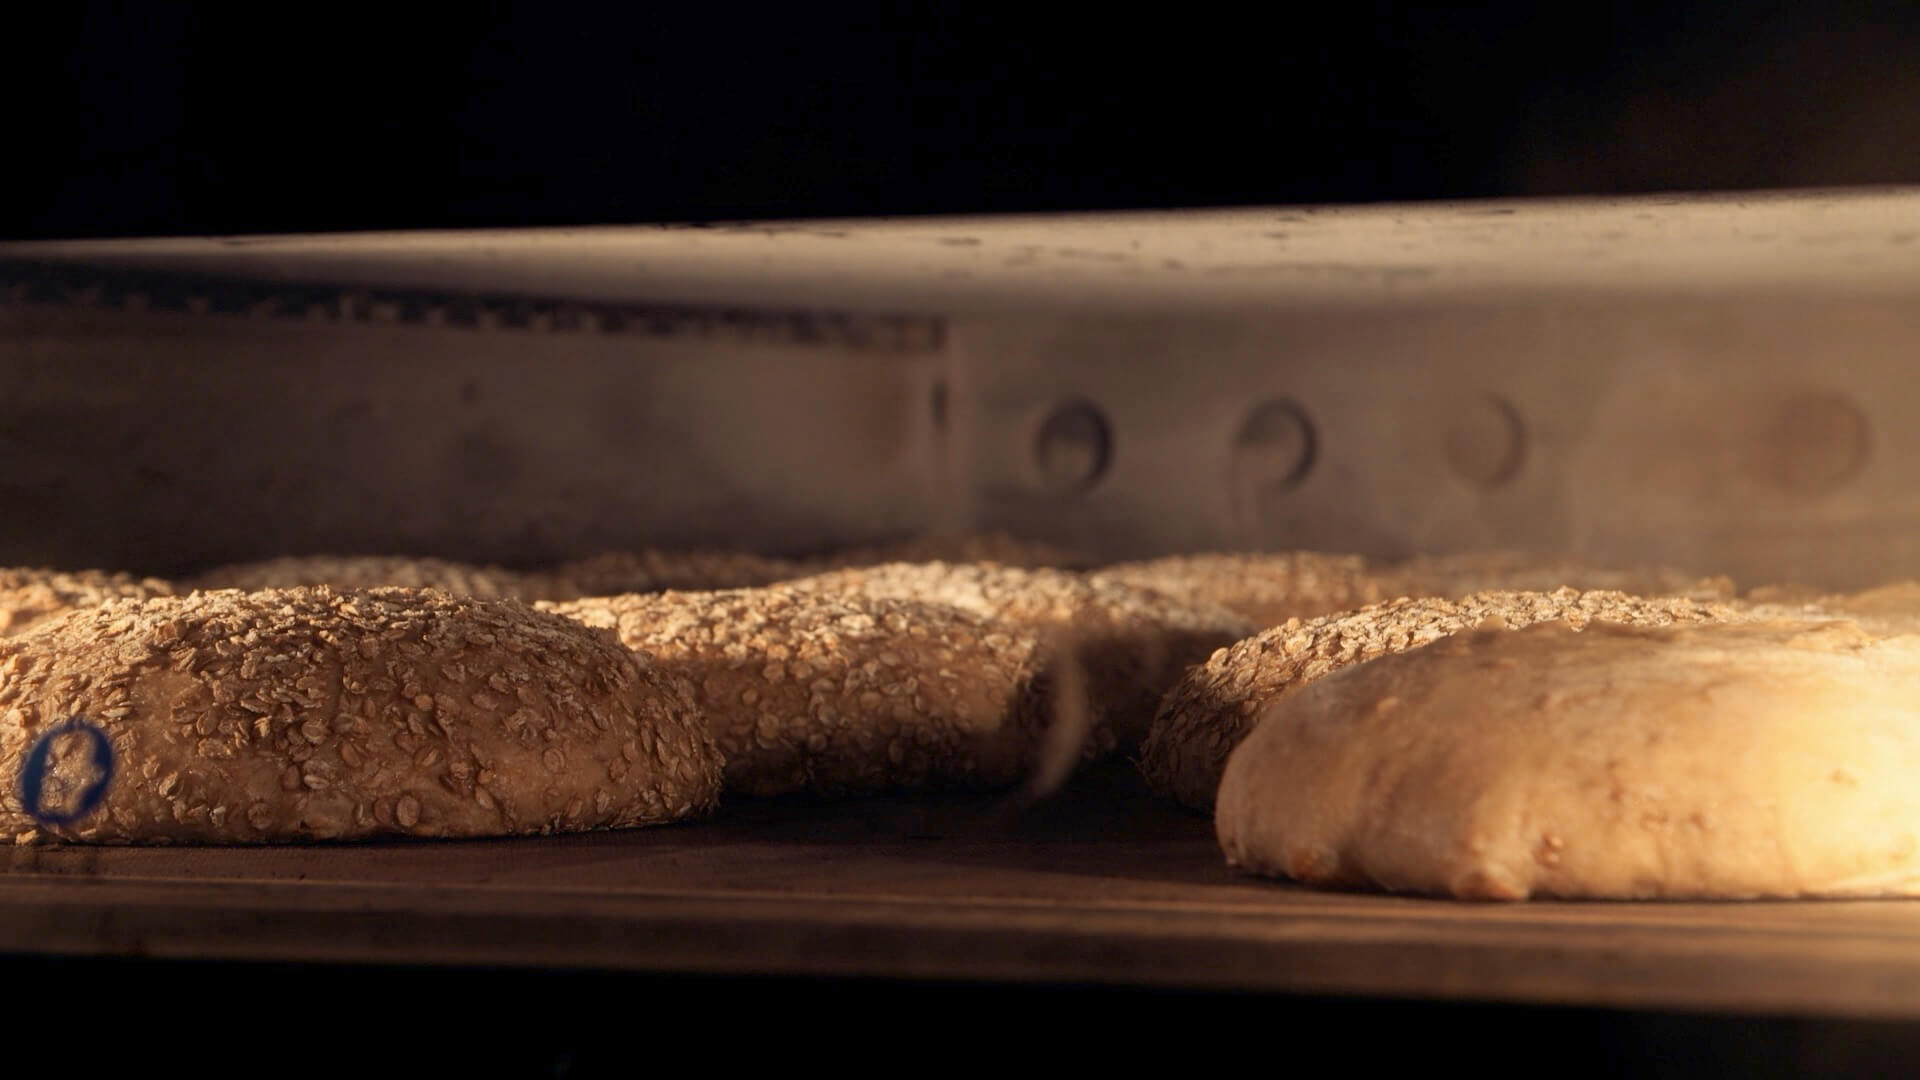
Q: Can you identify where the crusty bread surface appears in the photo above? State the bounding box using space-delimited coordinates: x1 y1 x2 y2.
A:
542 588 1060 798
1 587 722 844
1143 588 1745 812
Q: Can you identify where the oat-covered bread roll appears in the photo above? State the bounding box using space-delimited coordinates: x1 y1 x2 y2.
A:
1142 588 1744 812
0 567 175 638
541 588 1058 798
192 550 811 605
780 561 1254 754
528 549 806 602
1090 552 1404 629
1094 550 1734 632
0 588 721 844
1217 619 1920 900
810 533 1095 572
190 555 530 601
1387 550 1736 602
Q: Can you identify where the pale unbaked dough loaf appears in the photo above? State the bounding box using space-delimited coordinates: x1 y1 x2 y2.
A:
1141 589 1744 812
0 588 722 844
0 567 175 637
778 561 1255 754
540 588 1058 798
1216 619 1920 900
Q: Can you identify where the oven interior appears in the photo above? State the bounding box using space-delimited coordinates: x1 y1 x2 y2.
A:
5 193 1920 1073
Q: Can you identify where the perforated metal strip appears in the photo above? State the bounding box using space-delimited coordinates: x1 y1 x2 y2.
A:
0 259 946 354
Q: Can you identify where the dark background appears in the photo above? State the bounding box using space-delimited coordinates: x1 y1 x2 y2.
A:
7 2 1920 240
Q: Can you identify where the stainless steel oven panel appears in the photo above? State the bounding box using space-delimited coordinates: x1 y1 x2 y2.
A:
4 188 1918 587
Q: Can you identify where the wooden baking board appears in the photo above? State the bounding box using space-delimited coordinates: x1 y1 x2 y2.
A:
6 762 1920 1021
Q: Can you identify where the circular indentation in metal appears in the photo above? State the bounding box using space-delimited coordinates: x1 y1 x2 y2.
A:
1033 399 1112 495
1748 390 1870 496
1232 399 1318 499
1444 393 1526 489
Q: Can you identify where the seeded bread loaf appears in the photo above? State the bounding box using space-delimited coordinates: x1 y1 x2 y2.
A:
779 561 1254 753
1142 588 1745 812
1387 550 1736 603
190 555 531 601
1090 552 1401 629
542 588 1060 798
0 567 175 638
807 533 1095 572
1095 550 1735 632
529 549 807 602
0 587 722 843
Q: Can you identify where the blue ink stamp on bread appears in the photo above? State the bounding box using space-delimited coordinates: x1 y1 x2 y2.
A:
20 717 114 827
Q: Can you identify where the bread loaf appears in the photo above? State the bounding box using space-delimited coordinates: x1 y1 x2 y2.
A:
1217 619 1920 900
1 588 722 843
542 588 1060 798
1142 588 1744 812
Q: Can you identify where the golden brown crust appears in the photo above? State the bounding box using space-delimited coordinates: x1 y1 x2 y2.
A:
0 568 175 638
779 561 1254 753
1141 588 1746 813
1090 552 1405 629
1216 619 1920 900
189 555 531 601
540 588 1057 798
0 588 722 844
